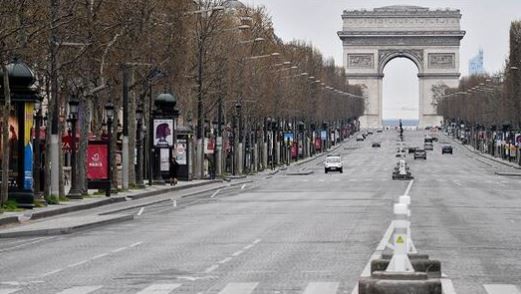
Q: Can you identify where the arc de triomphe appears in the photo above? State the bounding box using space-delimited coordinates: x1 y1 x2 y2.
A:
338 5 465 128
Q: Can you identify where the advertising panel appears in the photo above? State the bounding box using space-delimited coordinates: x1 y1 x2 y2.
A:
175 139 187 165
87 143 109 180
23 103 34 190
153 119 174 147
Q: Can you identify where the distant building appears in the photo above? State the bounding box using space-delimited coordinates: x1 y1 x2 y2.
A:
468 49 485 75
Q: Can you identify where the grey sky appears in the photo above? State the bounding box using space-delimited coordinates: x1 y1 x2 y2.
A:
246 0 520 119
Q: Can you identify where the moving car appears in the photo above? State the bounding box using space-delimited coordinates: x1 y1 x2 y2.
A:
392 160 414 180
356 135 365 141
372 142 381 148
324 155 343 173
408 146 417 154
376 128 383 133
414 148 427 160
424 142 433 151
424 136 434 143
442 145 453 154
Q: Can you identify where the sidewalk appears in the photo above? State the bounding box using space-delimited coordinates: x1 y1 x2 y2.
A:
447 134 521 172
0 179 220 227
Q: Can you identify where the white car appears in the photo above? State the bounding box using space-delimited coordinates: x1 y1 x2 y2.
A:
325 155 343 173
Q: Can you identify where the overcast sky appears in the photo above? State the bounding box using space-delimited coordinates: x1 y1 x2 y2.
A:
245 0 520 119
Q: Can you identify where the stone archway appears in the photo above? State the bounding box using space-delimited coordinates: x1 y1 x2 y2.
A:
338 5 465 128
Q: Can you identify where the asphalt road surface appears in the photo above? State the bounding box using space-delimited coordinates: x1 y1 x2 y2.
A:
1 130 520 294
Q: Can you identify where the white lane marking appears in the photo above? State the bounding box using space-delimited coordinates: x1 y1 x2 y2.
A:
136 283 182 294
404 179 414 195
303 282 339 294
243 244 254 250
111 246 128 253
483 284 521 294
137 207 145 216
56 286 103 294
441 278 457 294
232 250 244 257
41 268 63 277
90 253 108 260
217 282 258 294
218 257 232 264
253 239 262 244
67 260 88 268
0 237 56 253
0 289 20 294
204 264 219 273
173 199 177 207
241 184 247 190
130 241 143 248
211 189 222 198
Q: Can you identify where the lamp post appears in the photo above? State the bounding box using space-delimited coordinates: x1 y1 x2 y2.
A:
33 98 43 200
135 104 145 188
105 102 115 197
67 96 82 199
235 101 242 174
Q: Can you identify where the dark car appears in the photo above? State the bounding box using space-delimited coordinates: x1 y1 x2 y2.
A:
424 142 434 151
424 136 434 143
356 135 365 141
442 145 453 154
372 142 381 148
408 147 417 153
414 148 427 160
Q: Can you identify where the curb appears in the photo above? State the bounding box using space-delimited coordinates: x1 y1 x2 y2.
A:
0 180 220 228
0 214 134 238
127 180 222 200
95 180 256 216
286 170 314 176
494 171 521 176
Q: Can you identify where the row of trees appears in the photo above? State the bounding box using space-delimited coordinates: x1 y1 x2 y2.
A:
0 0 364 205
436 20 521 129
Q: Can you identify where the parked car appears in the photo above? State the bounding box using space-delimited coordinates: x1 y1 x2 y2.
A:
324 155 343 173
367 130 374 135
356 135 365 141
424 142 434 151
414 148 427 160
442 145 453 154
372 142 381 148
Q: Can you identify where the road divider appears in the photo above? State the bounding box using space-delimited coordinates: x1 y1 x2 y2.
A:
355 180 447 294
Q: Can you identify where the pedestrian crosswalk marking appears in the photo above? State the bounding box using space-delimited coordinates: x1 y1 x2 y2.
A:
136 283 182 294
0 289 20 294
303 282 339 294
484 284 521 294
56 286 102 294
217 282 258 294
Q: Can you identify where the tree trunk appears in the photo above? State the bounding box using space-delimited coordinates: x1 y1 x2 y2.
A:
1 62 11 206
78 96 91 194
128 71 136 187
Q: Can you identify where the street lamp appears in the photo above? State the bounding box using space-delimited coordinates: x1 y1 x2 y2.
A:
105 102 115 197
67 95 82 199
135 104 145 188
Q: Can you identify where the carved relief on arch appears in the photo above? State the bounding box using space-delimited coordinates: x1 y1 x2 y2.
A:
378 49 424 73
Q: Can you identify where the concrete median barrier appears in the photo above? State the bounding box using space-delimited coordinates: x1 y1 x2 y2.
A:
359 271 441 294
